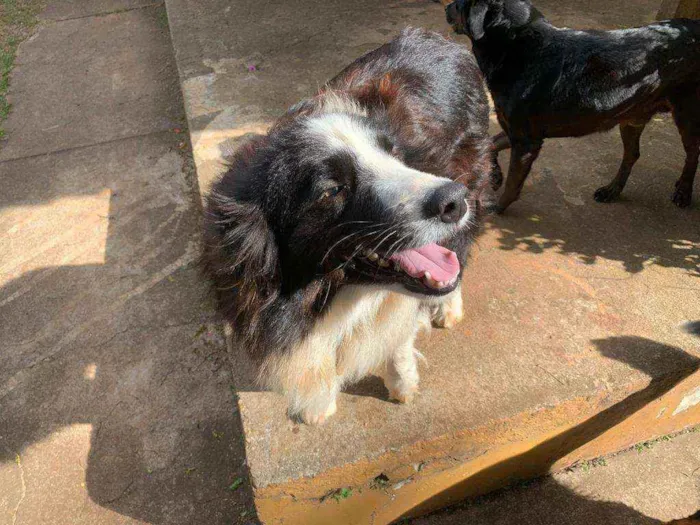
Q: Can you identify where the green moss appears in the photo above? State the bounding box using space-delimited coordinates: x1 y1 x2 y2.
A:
0 0 45 139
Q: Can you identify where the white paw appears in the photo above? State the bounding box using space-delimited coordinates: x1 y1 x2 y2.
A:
300 399 337 426
388 384 418 404
431 290 464 329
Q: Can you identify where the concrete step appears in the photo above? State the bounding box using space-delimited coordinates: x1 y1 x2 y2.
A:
412 429 700 525
163 0 700 523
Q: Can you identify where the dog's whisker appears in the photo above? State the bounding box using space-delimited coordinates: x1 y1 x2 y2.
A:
369 230 398 255
385 232 413 260
329 220 384 231
330 227 392 271
320 281 332 310
321 231 363 264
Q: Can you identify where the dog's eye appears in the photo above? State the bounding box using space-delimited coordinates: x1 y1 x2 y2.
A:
378 135 394 153
319 185 346 201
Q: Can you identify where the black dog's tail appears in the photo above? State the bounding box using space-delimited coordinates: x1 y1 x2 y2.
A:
682 321 700 337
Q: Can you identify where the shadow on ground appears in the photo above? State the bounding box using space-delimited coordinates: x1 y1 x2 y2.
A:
402 335 700 524
491 186 700 278
0 132 256 523
488 126 700 278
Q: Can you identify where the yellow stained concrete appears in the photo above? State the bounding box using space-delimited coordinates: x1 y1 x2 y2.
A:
255 372 699 524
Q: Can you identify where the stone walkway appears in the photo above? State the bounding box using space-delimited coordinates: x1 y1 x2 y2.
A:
0 3 252 524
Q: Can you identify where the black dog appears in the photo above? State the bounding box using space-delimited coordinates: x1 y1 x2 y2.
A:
203 29 491 424
446 0 700 211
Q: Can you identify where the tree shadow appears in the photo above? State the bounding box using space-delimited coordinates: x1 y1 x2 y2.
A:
398 335 700 524
491 147 700 278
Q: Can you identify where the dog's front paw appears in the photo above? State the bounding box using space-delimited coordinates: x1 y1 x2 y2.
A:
300 399 337 426
388 384 418 404
431 289 464 329
593 184 621 203
672 187 692 208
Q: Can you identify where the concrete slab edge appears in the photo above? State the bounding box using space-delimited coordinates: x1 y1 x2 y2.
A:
252 371 699 525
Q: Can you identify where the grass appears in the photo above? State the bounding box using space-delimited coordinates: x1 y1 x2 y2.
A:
568 425 700 476
321 487 353 503
0 0 45 139
228 478 244 491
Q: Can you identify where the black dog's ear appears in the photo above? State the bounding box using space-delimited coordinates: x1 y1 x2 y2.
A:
468 0 490 40
504 0 531 27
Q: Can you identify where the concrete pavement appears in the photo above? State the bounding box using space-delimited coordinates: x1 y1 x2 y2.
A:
412 428 700 525
0 3 253 524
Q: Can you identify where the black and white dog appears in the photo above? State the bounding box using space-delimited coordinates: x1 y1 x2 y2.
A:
203 28 492 424
446 0 700 211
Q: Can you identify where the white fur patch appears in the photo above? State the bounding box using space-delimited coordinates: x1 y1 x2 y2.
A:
259 286 429 422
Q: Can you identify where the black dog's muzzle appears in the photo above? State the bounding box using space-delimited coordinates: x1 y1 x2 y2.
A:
445 1 467 34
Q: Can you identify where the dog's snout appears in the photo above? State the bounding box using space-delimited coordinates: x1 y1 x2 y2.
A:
426 182 468 224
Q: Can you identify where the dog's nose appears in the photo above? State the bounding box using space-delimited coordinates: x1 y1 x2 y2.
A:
426 182 469 223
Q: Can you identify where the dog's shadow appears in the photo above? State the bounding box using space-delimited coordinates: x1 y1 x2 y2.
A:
344 375 392 401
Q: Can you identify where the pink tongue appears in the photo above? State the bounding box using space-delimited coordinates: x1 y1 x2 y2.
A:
389 243 460 282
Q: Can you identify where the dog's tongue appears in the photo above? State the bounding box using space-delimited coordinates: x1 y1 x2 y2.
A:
390 243 460 282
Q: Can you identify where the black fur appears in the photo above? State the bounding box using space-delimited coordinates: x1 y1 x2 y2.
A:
203 28 492 359
446 0 700 211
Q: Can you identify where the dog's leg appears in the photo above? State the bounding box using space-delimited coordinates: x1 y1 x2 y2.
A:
384 329 421 404
431 287 464 329
490 132 511 191
266 347 340 426
492 131 511 152
295 370 340 426
497 141 542 212
670 98 699 208
594 122 647 203
673 132 699 208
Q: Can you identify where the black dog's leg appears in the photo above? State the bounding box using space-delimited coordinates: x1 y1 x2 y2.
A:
670 96 699 208
490 132 511 190
594 122 647 203
496 141 542 213
493 131 511 152
673 132 699 208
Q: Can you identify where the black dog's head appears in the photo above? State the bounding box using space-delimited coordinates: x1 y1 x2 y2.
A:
446 0 537 40
205 109 481 309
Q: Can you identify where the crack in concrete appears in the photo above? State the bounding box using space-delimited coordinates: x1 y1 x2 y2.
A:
11 453 26 525
102 477 136 504
0 129 177 165
535 364 567 386
44 2 165 23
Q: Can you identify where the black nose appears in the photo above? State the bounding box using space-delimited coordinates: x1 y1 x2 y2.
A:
426 182 469 224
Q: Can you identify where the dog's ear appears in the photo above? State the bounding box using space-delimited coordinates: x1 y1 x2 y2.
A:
503 0 531 27
468 0 490 40
203 137 280 336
